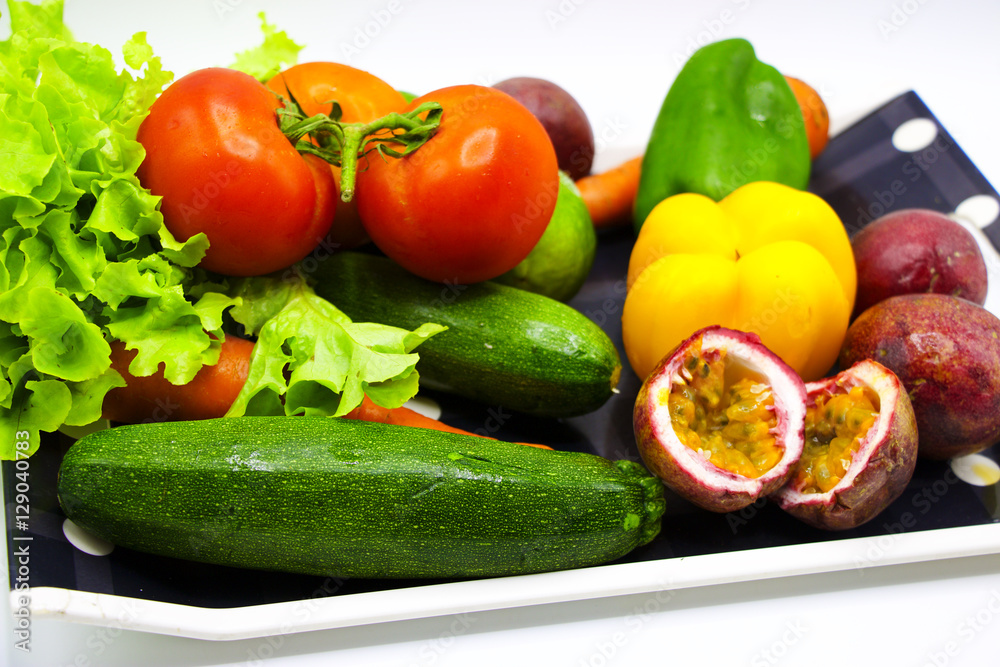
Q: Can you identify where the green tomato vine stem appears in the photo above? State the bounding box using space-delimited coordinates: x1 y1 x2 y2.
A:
277 94 443 203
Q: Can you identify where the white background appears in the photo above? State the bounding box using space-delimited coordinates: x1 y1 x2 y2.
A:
4 0 1000 665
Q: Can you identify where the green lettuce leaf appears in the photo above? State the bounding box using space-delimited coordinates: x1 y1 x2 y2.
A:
4 0 72 43
229 12 303 82
225 274 446 418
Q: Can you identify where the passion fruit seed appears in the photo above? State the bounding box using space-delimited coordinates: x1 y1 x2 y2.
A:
795 385 879 494
667 349 782 479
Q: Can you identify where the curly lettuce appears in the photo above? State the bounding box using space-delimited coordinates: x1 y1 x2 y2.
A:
0 1 441 458
223 273 444 418
229 12 304 82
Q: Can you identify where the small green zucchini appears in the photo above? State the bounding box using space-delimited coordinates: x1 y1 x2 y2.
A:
312 251 622 418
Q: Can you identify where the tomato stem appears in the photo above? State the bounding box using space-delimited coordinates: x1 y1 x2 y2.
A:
277 97 442 203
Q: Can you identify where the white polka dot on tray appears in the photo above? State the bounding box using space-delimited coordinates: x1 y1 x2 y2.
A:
404 395 442 420
63 518 115 556
951 453 1000 487
954 194 1000 229
891 117 938 153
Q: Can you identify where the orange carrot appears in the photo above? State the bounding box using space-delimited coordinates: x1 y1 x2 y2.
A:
344 396 552 449
103 334 254 424
577 155 643 229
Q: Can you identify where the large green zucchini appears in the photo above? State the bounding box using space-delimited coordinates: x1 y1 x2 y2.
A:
57 417 665 579
312 251 622 418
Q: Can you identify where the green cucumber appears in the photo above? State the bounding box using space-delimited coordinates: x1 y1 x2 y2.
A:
57 417 665 579
312 251 622 417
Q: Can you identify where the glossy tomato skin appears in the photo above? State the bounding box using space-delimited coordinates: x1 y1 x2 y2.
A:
137 67 336 276
355 85 560 284
267 62 408 250
266 61 406 121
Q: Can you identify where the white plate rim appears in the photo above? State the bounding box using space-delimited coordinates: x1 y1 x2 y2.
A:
12 522 1000 641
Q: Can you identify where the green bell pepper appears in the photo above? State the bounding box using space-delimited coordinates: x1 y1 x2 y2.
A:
633 38 811 233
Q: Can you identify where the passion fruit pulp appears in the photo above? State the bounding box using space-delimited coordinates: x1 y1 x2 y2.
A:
669 365 784 480
797 385 879 494
771 359 918 531
633 326 806 513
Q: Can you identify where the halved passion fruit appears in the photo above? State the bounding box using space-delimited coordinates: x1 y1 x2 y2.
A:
771 359 918 530
633 326 807 513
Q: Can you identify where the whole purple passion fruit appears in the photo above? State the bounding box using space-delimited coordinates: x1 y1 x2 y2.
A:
851 208 988 319
493 76 595 180
840 293 1000 460
633 326 807 513
771 359 918 531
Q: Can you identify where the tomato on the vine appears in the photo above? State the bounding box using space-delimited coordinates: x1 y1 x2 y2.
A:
355 84 560 284
266 61 406 122
137 67 336 277
266 62 408 249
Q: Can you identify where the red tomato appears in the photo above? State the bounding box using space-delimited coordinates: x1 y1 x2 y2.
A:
266 62 408 250
355 85 559 284
266 61 406 121
137 67 336 276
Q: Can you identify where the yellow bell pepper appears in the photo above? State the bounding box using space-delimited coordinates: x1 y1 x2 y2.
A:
622 181 856 382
